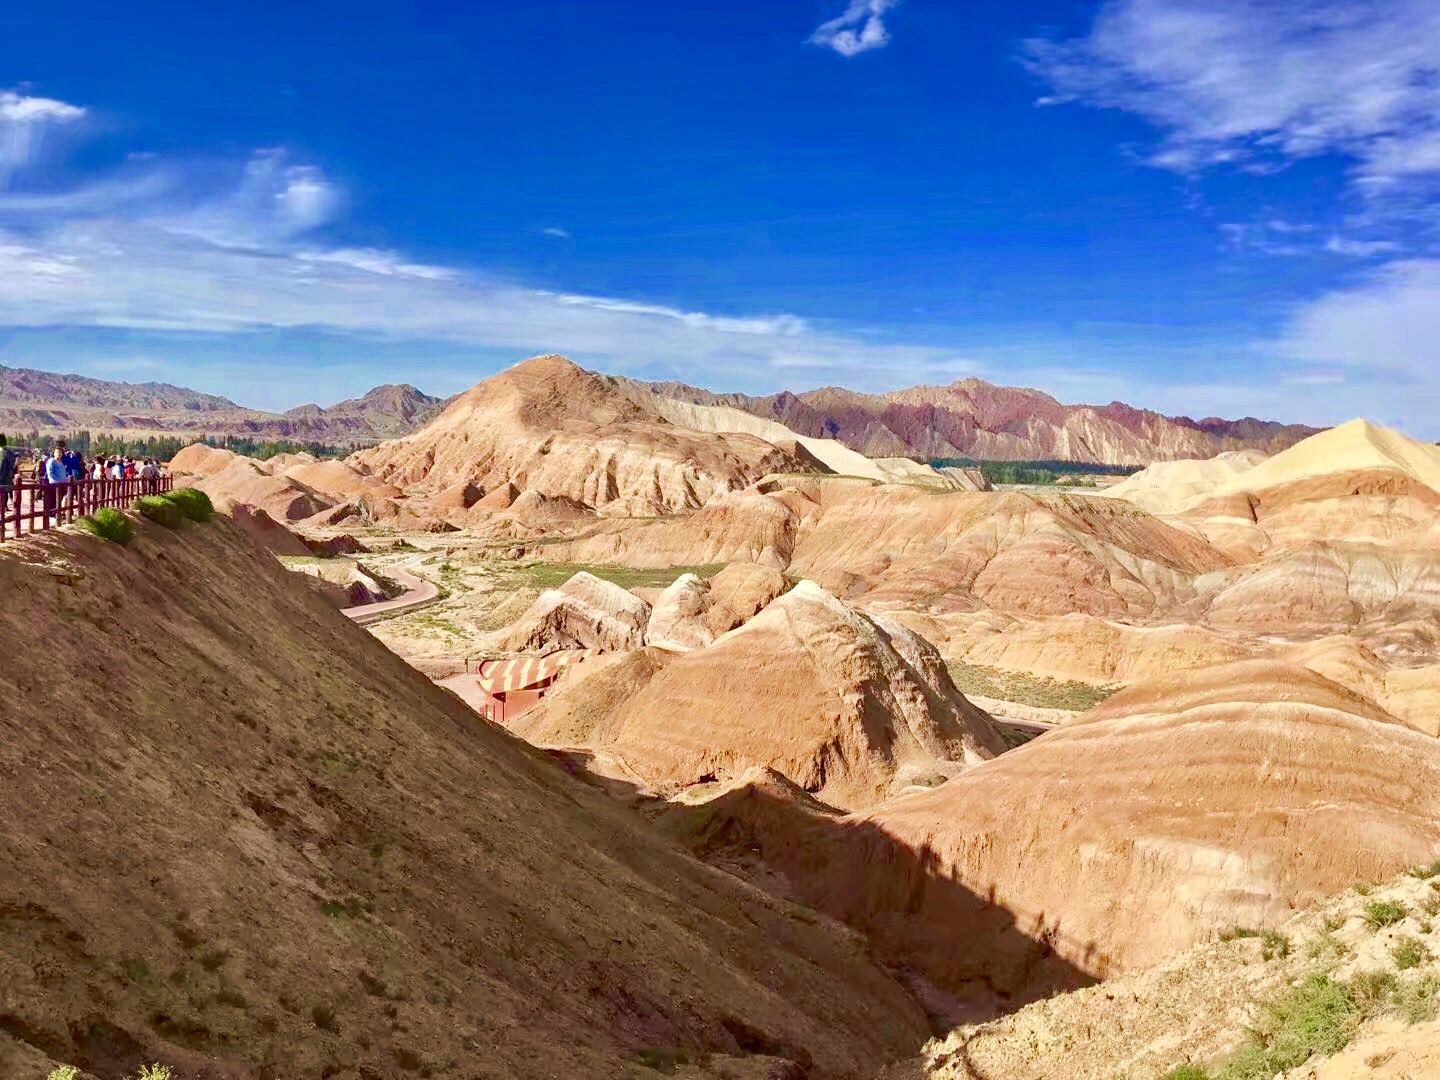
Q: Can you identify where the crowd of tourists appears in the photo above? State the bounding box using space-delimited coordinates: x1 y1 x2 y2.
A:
0 436 168 523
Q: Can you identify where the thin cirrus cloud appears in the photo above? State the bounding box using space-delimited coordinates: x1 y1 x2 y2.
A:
1023 0 1440 189
0 90 978 393
809 0 900 58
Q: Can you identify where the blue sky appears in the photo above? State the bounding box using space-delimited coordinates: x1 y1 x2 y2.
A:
1 1 1438 434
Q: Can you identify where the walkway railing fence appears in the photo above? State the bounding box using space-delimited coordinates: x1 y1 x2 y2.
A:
1 475 173 541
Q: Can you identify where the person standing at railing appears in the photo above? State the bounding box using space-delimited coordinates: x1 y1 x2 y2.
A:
140 458 160 495
43 447 67 521
0 437 16 530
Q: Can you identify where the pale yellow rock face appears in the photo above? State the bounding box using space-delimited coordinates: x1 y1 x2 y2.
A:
644 573 715 652
489 570 651 654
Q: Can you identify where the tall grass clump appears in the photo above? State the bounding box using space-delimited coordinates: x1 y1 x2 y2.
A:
1363 900 1408 929
1215 975 1358 1080
79 507 134 545
161 487 214 522
134 495 184 529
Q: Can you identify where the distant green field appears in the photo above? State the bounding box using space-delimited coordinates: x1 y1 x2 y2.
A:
947 661 1121 712
492 561 730 592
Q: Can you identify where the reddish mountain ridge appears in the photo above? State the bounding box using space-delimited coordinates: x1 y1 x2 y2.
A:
625 376 1320 467
0 365 443 443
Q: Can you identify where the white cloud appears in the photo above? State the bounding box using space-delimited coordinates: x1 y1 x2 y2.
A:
1278 259 1440 372
540 226 570 238
297 247 455 280
1324 236 1400 257
0 89 87 181
810 0 900 58
1024 0 1440 189
158 150 343 248
0 90 84 123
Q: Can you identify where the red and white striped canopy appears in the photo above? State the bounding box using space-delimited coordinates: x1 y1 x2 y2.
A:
476 650 595 694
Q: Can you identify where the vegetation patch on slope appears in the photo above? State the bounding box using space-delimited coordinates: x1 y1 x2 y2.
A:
946 660 1120 712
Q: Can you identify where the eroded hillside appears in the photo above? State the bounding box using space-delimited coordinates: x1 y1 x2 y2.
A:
0 517 945 1079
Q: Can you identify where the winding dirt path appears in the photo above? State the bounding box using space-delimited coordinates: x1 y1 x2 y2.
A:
344 563 440 625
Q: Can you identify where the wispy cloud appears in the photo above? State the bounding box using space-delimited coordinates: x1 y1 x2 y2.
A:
1024 0 1440 190
809 0 900 58
540 226 570 239
1324 236 1401 258
0 88 87 182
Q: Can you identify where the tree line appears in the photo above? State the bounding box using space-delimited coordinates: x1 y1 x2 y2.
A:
0 430 356 460
929 458 1142 486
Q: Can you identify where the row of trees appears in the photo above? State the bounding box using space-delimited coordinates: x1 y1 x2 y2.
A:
1 430 355 460
929 457 1142 486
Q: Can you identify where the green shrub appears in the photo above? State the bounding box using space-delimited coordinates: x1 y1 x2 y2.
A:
1420 895 1440 917
1408 859 1440 880
1261 930 1291 960
1322 914 1346 932
1363 900 1408 929
1392 936 1432 971
46 1068 81 1080
136 1068 174 1080
1349 969 1398 1008
79 507 134 545
1159 1067 1210 1080
134 496 184 529
1307 933 1348 961
1396 974 1440 1023
1353 882 1376 896
1220 927 1262 942
161 487 214 522
1216 976 1358 1080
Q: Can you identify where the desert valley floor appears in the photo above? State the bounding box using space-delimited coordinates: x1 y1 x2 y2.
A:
4 355 1440 1079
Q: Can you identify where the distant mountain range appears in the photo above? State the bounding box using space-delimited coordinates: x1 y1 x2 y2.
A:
624 377 1321 467
0 360 1320 464
0 365 444 444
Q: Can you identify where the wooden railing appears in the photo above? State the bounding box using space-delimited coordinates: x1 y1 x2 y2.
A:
0 475 173 541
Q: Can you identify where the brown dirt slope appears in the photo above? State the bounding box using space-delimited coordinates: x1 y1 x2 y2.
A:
0 518 930 1079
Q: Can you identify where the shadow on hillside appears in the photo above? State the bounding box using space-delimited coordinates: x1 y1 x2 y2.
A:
547 750 1101 1031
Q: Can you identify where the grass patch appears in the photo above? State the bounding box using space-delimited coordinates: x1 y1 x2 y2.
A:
1363 900 1408 929
1220 927 1262 942
1215 976 1359 1079
161 487 214 522
134 495 184 529
946 661 1120 712
79 506 134 545
1353 881 1376 896
1261 930 1291 961
1306 933 1348 961
1322 914 1346 933
1159 1067 1210 1080
1420 895 1440 917
1392 936 1432 970
499 560 728 592
1408 859 1440 880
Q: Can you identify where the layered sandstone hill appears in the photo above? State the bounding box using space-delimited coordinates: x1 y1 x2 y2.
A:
633 375 1317 466
668 660 1440 1001
1109 420 1440 519
512 580 1006 810
348 355 828 519
0 517 936 1078
532 478 1235 622
169 443 400 523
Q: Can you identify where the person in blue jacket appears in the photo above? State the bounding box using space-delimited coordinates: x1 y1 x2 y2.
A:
44 447 68 519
